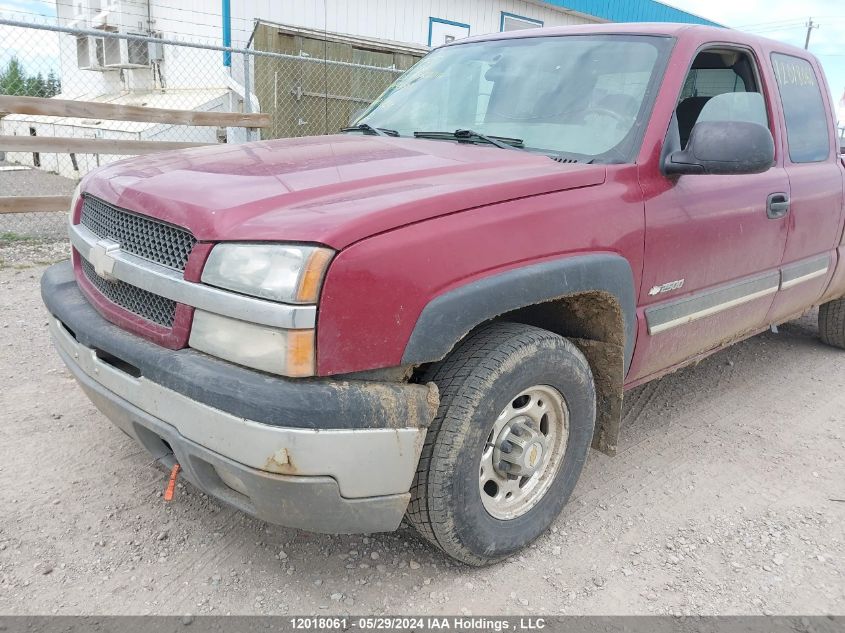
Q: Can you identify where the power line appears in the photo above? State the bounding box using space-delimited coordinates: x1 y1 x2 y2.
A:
742 23 807 35
0 0 260 46
18 0 257 27
744 21 805 32
735 18 809 29
731 15 845 37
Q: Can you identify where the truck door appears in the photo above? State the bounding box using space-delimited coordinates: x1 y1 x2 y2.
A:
630 46 790 382
764 52 845 323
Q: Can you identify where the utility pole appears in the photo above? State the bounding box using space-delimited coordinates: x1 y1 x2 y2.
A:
804 17 818 49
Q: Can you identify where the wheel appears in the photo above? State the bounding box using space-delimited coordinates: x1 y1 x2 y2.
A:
406 322 596 565
819 298 845 349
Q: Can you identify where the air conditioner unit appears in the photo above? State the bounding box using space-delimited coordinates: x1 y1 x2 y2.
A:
76 35 108 70
103 35 151 68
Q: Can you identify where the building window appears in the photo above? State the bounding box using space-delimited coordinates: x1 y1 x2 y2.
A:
500 12 543 32
428 17 470 47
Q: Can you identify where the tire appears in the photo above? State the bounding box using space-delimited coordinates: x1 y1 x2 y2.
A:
819 298 845 349
406 322 596 565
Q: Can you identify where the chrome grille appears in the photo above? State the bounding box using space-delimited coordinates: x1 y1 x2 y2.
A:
80 196 196 271
81 258 177 328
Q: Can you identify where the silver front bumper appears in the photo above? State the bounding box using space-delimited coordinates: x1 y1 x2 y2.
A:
49 316 427 533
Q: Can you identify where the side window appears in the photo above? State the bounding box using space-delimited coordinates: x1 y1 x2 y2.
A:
675 49 767 148
771 53 830 163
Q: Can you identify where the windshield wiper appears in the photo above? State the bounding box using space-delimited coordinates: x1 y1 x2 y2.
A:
341 123 399 137
413 129 524 150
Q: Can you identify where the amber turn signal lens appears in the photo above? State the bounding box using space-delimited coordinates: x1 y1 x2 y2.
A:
296 248 333 303
286 329 316 377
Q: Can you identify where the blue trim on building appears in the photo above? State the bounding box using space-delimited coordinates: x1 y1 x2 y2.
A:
500 11 544 31
221 0 231 67
428 17 471 47
542 0 721 26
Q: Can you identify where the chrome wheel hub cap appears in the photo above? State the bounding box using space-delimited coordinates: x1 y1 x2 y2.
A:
479 385 570 520
492 418 548 478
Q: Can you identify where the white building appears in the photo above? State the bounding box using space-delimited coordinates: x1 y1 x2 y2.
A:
45 0 723 99
58 0 719 53
3 0 718 176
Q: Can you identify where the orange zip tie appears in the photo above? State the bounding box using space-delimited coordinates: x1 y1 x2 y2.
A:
163 463 181 502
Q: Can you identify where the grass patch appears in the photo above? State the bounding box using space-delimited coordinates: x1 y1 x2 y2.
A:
0 232 35 243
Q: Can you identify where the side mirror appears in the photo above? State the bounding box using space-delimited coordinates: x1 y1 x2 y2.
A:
664 120 774 176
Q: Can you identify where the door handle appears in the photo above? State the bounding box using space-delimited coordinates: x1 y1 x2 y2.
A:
767 193 790 219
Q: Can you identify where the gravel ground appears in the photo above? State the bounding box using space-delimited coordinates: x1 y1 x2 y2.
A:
0 263 843 616
0 239 68 270
0 161 77 241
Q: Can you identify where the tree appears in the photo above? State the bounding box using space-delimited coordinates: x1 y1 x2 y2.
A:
0 57 62 97
46 70 61 97
24 72 45 97
0 57 28 96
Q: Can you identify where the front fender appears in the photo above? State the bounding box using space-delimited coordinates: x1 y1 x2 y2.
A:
401 254 637 374
315 170 644 377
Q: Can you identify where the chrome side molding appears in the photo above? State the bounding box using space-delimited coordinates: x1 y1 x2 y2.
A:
646 253 832 335
780 254 830 290
646 272 780 335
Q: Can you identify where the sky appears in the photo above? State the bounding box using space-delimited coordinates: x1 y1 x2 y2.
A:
0 0 843 116
664 0 845 112
0 0 60 78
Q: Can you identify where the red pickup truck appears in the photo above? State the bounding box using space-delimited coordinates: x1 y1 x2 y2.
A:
42 23 845 565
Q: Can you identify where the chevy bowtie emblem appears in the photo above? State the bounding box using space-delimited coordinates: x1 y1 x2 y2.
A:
89 239 120 281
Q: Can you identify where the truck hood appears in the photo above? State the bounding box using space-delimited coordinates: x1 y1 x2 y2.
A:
83 134 607 249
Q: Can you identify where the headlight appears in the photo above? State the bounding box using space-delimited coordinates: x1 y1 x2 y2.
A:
194 242 332 377
201 243 333 304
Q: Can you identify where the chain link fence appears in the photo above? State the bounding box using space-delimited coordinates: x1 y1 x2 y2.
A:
0 14 413 250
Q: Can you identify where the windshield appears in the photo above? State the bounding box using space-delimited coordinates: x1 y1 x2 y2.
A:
354 35 672 162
